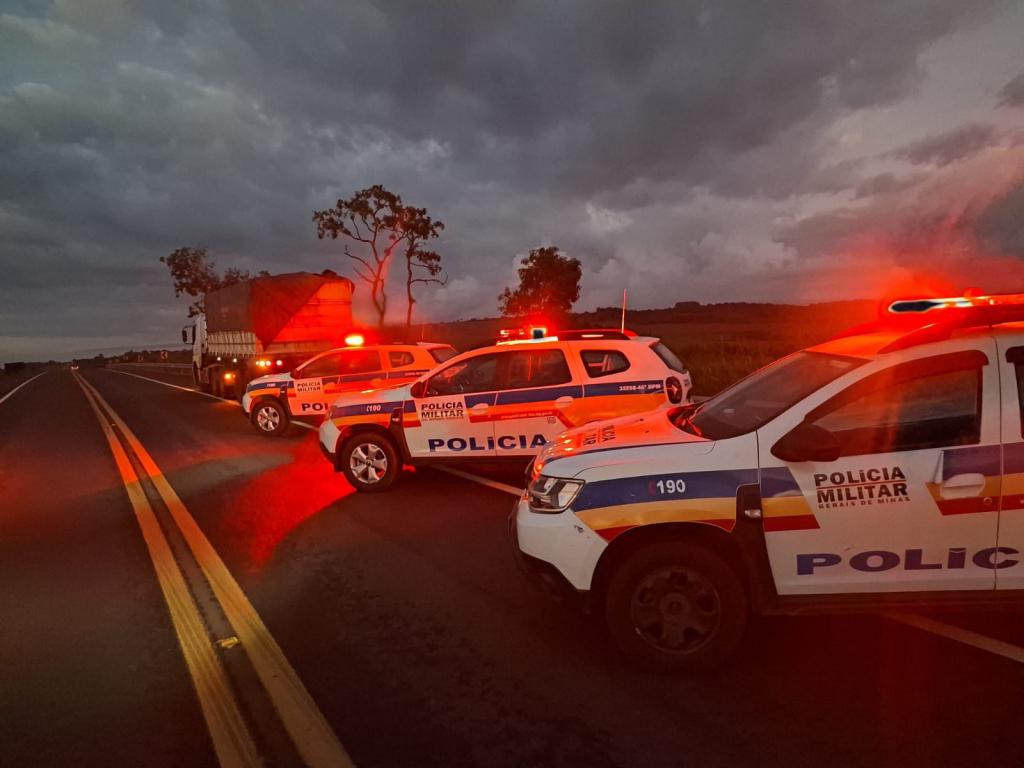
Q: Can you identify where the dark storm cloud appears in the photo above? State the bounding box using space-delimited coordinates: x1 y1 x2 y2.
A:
998 72 1024 108
975 180 1024 254
894 123 1000 166
0 0 1018 358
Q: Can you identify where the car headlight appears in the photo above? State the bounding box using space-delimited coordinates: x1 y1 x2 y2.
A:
527 475 584 514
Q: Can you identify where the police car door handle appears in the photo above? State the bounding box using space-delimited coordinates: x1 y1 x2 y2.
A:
939 473 987 499
554 396 574 408
470 402 489 414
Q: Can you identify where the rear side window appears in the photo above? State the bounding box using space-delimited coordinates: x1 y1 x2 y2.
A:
388 350 415 367
580 350 630 378
651 342 687 373
505 350 572 389
429 346 457 364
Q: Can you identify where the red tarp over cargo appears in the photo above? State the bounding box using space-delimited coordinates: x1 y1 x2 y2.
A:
205 273 354 347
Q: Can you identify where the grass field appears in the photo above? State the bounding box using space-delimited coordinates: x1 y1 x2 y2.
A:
410 300 877 396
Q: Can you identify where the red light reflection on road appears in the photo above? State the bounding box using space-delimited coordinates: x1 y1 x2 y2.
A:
225 436 354 570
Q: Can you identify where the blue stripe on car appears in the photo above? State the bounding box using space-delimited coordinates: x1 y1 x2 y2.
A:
572 469 758 512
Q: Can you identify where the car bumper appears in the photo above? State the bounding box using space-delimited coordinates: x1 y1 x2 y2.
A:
319 419 340 470
510 496 606 598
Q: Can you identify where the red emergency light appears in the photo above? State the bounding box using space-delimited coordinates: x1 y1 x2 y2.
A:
834 290 1024 352
345 333 366 347
498 326 550 342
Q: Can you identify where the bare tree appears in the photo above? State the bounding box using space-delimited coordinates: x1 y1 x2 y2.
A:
313 185 444 328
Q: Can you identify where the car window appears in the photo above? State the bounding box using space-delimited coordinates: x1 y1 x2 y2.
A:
297 352 341 378
808 357 984 457
505 350 572 389
388 350 415 368
687 351 865 440
581 350 630 378
650 342 687 373
429 346 457 363
338 350 382 375
425 353 500 396
1009 346 1024 436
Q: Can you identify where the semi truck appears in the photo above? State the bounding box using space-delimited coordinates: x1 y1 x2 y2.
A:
182 272 355 398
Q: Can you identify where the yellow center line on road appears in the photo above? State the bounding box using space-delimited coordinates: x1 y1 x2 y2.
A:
76 374 354 768
73 373 262 768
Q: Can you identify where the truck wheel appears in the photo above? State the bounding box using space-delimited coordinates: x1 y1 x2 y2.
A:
340 433 399 492
604 541 747 673
251 399 288 437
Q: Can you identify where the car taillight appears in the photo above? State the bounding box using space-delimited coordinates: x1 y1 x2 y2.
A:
666 376 683 404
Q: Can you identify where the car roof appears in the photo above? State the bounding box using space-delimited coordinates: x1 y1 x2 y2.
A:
808 321 1023 359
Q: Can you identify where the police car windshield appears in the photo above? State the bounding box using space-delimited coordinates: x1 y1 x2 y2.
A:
681 351 865 440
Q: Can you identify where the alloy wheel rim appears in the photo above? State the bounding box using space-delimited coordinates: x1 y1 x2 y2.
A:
256 405 280 431
349 442 388 484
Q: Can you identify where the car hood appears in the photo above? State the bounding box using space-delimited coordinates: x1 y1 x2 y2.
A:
534 407 713 477
245 372 294 392
327 383 414 413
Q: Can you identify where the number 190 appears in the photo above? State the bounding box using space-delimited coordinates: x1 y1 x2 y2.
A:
655 478 686 494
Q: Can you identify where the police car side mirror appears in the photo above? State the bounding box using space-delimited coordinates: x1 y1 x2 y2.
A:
410 380 426 398
772 422 841 463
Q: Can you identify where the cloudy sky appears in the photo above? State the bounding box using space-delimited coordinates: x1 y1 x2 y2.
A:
2 0 1023 359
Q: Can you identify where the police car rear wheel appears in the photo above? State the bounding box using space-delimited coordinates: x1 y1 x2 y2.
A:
341 434 399 492
252 400 288 437
605 542 746 673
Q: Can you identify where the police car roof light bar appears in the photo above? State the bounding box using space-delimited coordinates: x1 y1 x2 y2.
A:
828 291 1024 352
879 291 1024 353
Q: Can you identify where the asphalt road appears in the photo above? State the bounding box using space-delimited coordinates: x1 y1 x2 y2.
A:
2 368 1021 768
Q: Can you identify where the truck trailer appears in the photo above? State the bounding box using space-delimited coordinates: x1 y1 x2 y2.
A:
182 272 355 398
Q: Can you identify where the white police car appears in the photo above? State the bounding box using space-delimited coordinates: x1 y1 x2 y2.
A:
513 292 1024 672
242 340 455 436
318 329 693 491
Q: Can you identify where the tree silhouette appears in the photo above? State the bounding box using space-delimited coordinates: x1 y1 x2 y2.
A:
313 185 444 328
160 247 258 316
499 246 582 318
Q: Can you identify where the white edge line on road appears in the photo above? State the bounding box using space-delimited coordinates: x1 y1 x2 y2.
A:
105 368 316 429
0 371 46 406
884 611 1024 664
436 466 523 497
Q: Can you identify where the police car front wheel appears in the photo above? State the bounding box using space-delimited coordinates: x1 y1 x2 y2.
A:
252 400 288 436
605 541 747 673
340 434 399 492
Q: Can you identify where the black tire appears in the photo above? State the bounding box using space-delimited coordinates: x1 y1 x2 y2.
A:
604 541 747 673
339 432 400 492
251 398 289 437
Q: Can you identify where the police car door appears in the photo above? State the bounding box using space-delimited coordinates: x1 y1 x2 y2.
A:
760 346 1001 595
996 342 1024 590
492 349 579 456
290 351 341 418
406 352 500 458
